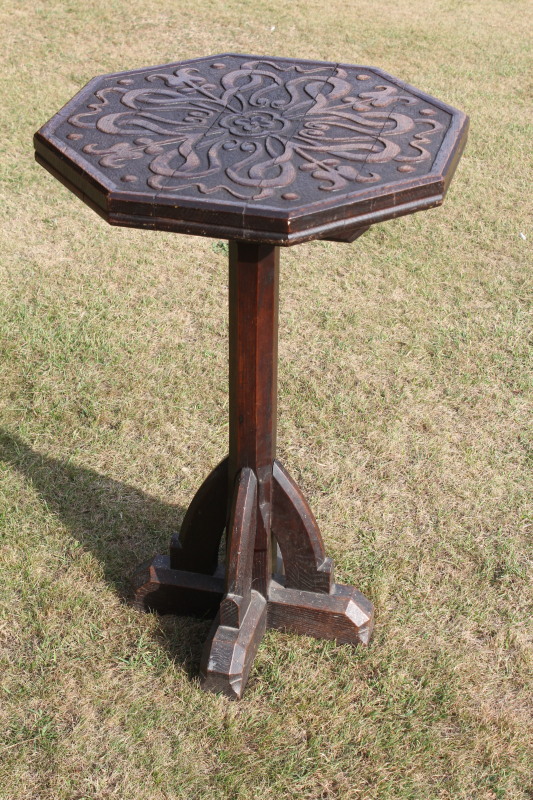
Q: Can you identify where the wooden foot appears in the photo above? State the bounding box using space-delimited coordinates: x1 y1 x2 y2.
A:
132 558 373 645
200 590 267 699
132 554 223 617
268 579 373 646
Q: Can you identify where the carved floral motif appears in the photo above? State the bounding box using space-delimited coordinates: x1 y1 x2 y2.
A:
67 59 446 201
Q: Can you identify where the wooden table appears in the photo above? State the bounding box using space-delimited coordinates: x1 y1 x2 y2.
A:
34 54 468 698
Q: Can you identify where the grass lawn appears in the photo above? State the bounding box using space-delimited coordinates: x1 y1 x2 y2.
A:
0 0 531 798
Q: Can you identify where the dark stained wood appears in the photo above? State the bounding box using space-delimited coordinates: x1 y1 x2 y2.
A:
219 467 257 628
37 54 468 698
34 54 468 246
268 579 374 645
170 457 228 574
132 555 223 617
271 460 333 593
200 590 267 699
323 225 370 243
229 241 279 596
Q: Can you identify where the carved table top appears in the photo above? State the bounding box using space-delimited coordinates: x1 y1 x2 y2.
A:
34 54 468 245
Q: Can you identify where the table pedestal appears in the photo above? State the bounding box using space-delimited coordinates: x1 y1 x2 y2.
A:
132 241 373 699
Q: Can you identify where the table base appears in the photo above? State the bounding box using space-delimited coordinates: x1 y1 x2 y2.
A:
132 241 373 698
133 457 373 699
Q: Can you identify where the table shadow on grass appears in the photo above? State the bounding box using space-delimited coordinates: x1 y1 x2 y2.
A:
0 428 215 678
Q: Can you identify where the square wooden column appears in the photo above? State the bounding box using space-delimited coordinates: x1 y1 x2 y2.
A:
228 241 279 596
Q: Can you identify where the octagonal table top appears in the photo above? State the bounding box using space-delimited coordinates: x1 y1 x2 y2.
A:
34 54 468 245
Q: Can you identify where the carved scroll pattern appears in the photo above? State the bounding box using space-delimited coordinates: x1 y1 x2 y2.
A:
67 60 447 201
